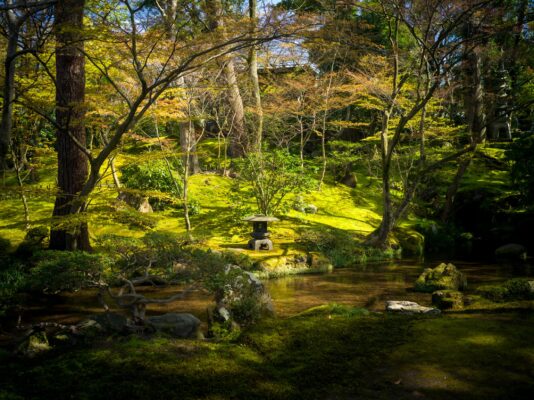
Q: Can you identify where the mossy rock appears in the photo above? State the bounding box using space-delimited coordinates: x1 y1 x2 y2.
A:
432 290 464 310
414 263 467 293
257 252 332 278
17 331 51 357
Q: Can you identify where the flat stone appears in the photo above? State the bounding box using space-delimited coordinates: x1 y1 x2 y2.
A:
386 300 441 315
243 215 279 222
147 313 201 338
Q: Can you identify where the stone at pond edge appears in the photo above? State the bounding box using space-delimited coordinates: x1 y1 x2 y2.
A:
495 243 527 260
386 301 441 315
432 290 464 310
90 312 129 333
147 313 201 339
17 331 51 357
75 319 105 338
414 263 466 293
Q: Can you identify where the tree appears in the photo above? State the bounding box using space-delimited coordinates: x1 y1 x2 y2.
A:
48 0 89 250
358 0 497 247
0 0 55 169
45 0 292 247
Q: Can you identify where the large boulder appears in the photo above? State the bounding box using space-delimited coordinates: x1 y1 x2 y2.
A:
385 301 440 315
414 263 467 293
91 312 129 333
432 290 464 310
495 243 527 260
147 313 201 339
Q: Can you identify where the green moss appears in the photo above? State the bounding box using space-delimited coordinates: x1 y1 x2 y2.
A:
414 263 467 293
2 310 534 399
476 279 533 302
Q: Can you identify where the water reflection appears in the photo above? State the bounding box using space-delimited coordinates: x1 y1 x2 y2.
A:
18 260 534 325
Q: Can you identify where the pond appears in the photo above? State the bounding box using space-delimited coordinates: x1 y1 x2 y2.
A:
14 259 534 328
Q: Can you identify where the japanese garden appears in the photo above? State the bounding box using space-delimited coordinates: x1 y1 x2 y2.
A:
0 0 533 399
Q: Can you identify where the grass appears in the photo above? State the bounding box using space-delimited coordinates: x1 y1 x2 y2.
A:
1 306 533 400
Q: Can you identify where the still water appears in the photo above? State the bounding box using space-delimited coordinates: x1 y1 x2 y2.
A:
18 260 534 326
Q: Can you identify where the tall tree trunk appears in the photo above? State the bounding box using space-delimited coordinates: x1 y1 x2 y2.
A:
248 0 263 152
0 6 20 170
205 0 247 157
49 0 90 251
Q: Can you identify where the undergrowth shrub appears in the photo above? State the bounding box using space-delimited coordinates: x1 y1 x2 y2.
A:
298 228 399 267
29 251 109 293
121 159 181 210
476 278 533 302
0 262 28 316
15 226 49 258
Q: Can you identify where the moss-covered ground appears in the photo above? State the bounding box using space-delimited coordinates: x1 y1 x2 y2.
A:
1 305 533 400
0 145 386 265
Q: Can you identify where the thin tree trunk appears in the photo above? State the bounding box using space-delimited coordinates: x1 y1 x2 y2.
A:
49 0 90 251
318 60 336 190
154 1 200 175
180 122 200 175
205 0 247 157
248 0 263 152
12 150 30 230
109 158 121 190
0 15 19 170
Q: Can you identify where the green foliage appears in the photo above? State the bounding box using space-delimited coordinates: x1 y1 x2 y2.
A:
113 208 159 229
506 132 534 208
120 159 181 210
14 226 49 258
0 263 28 316
477 278 533 302
96 231 188 280
298 227 399 267
29 251 108 293
232 150 314 216
0 236 11 256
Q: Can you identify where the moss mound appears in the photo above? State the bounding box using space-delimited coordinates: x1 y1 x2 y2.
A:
414 263 467 293
476 278 534 302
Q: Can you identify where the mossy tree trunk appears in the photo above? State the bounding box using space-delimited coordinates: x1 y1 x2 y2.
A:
49 0 90 251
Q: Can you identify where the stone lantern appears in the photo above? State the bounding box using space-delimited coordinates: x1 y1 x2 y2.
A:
244 215 279 251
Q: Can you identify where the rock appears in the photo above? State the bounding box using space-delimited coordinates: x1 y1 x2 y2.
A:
137 197 153 213
118 192 153 213
147 313 201 339
91 312 128 333
17 331 50 357
495 243 527 260
341 172 358 188
432 290 464 310
75 319 104 337
386 301 441 315
414 263 467 293
304 204 318 214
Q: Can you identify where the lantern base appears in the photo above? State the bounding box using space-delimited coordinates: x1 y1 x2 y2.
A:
248 238 273 251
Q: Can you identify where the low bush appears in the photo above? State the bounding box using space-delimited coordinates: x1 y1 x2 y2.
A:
29 251 109 293
476 278 533 302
